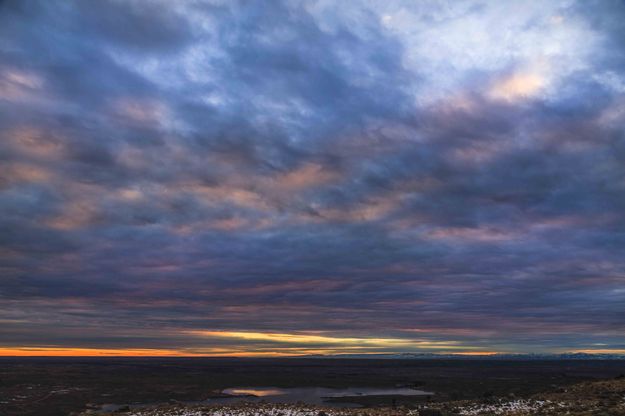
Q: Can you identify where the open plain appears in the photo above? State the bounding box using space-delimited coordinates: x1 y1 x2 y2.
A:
2 358 625 416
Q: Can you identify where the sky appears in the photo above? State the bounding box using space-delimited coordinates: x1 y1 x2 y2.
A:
0 0 624 357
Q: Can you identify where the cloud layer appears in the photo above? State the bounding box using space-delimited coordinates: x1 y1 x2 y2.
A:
1 0 624 355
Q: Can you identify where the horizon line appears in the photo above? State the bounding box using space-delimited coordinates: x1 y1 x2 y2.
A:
1 347 624 358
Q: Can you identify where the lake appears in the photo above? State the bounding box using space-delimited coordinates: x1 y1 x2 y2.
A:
215 386 434 406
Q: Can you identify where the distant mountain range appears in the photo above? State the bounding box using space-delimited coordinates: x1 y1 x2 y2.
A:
303 352 625 360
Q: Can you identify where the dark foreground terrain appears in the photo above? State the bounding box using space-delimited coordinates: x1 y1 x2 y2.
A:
2 357 625 416
82 377 625 415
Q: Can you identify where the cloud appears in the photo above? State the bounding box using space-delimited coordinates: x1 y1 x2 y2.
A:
0 0 624 355
488 71 547 102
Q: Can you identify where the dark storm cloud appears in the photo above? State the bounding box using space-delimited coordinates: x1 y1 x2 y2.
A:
0 0 624 355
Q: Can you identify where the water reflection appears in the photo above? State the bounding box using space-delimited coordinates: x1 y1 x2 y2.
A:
223 387 288 397
215 386 433 406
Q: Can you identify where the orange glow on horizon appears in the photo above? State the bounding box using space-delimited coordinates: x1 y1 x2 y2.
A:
0 347 187 357
0 346 402 357
0 346 502 357
3 347 622 357
0 347 313 357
